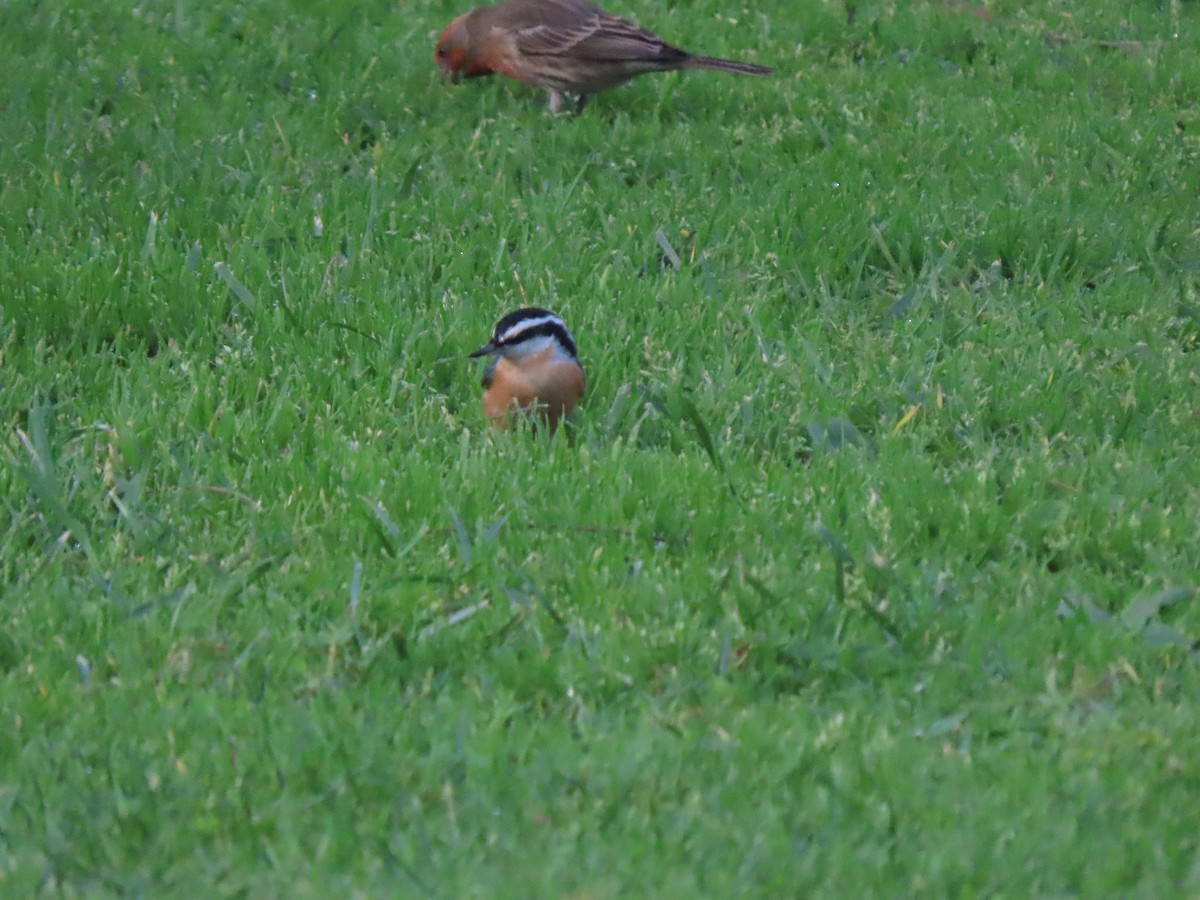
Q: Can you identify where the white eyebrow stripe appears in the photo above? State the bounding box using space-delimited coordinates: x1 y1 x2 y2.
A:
498 314 567 343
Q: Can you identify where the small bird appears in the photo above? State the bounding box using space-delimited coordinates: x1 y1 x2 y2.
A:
470 307 586 430
435 0 772 113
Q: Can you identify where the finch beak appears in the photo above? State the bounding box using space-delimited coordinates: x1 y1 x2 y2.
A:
469 341 497 359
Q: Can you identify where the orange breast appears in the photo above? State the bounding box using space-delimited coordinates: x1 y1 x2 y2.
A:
482 353 585 430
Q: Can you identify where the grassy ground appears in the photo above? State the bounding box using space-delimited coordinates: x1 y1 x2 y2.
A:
3 0 1200 894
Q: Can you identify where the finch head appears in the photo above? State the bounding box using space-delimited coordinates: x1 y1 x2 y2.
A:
435 14 490 83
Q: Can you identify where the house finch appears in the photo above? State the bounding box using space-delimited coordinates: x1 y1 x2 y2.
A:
434 0 772 113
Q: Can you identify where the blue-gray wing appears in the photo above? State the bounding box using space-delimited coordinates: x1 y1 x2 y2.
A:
480 356 499 389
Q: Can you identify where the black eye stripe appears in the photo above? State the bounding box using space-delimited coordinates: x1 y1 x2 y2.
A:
495 315 562 342
492 306 558 339
497 321 577 358
490 307 578 358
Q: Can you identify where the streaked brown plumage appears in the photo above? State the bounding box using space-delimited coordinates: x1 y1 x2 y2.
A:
435 0 771 112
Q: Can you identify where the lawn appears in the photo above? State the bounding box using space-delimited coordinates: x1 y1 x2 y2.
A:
2 0 1200 894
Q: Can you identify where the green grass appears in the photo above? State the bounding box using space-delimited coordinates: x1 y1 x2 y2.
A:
3 0 1200 894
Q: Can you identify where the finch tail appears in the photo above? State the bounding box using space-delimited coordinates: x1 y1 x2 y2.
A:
683 56 772 76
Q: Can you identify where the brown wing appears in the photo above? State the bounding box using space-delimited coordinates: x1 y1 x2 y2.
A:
499 0 682 64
